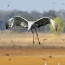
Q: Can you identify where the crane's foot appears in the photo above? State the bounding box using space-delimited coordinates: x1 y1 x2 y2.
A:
39 42 41 45
33 41 35 45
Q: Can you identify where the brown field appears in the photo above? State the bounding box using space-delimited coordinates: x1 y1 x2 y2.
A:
0 32 65 65
0 32 65 48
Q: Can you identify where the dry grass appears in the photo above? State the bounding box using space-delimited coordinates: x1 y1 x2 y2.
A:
0 32 65 48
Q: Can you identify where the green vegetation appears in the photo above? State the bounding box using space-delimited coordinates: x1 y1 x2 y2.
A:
50 17 64 33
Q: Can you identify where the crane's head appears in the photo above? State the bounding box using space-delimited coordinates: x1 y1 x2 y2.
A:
5 18 15 29
50 19 58 32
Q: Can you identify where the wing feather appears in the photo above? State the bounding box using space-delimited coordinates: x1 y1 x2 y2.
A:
34 17 50 28
30 17 58 31
13 16 28 28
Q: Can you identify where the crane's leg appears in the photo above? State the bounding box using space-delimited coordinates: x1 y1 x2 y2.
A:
34 28 41 45
31 29 35 45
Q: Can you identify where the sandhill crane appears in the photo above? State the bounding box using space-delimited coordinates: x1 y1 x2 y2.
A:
5 16 58 45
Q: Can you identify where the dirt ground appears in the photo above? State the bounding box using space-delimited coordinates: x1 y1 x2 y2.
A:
0 48 65 65
0 32 65 65
0 48 65 56
0 56 65 65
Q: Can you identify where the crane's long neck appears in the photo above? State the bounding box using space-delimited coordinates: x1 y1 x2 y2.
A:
28 21 34 30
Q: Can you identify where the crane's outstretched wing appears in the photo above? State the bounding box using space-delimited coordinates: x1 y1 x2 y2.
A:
34 17 50 28
30 17 58 31
14 16 28 27
6 16 28 29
